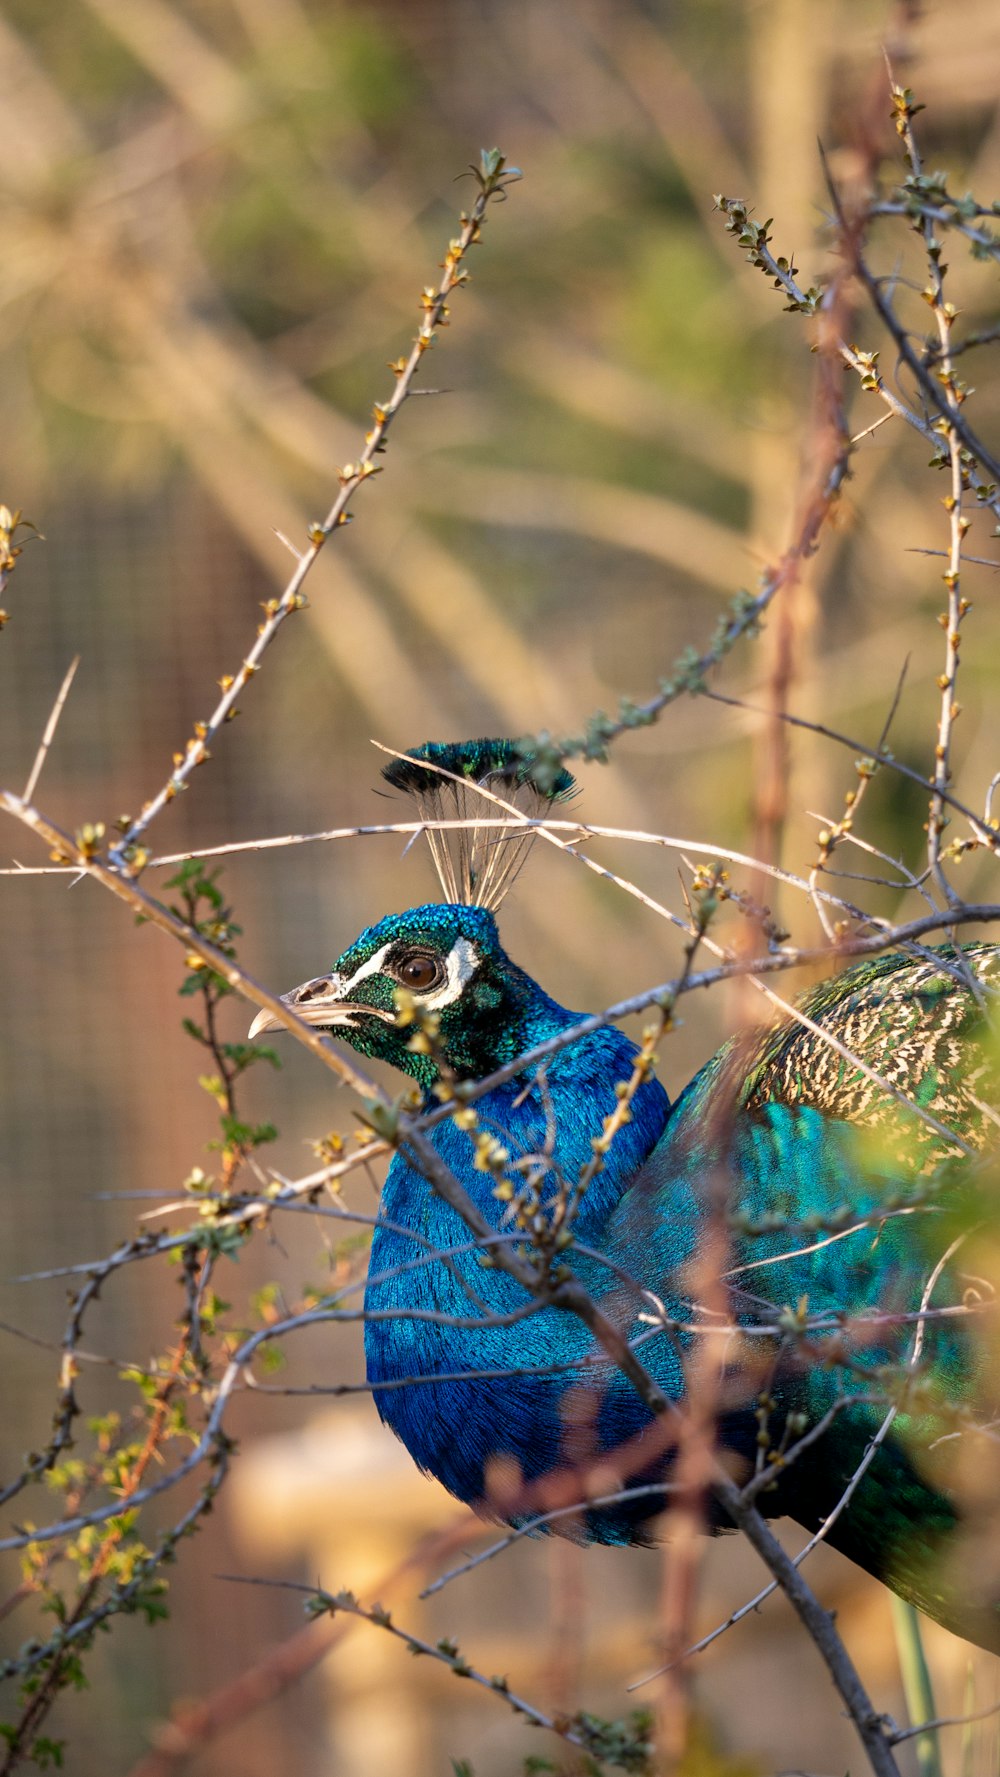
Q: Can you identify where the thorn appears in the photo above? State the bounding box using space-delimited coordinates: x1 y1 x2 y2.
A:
273 529 303 561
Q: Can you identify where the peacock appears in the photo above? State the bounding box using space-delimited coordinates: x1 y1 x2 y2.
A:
250 738 1000 1650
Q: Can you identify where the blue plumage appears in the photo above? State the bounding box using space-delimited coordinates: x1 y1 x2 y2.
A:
364 963 673 1526
250 742 1000 1647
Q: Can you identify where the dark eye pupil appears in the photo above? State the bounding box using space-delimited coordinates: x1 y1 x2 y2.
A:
400 955 437 990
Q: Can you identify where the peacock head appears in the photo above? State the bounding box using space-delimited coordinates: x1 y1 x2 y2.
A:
250 738 579 1085
248 902 552 1085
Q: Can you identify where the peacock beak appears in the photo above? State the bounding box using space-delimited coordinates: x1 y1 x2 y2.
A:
248 973 384 1040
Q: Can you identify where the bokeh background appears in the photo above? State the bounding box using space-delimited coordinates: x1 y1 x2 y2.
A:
1 1 1000 1772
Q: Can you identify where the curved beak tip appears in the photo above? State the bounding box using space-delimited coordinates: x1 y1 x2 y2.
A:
248 1007 280 1041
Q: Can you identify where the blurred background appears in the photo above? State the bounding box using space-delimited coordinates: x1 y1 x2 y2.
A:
1 0 1000 1771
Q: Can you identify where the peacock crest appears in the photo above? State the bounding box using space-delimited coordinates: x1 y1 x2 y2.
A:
379 737 577 911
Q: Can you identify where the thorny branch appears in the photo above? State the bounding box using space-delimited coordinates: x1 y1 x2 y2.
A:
224 1575 658 1773
876 83 975 902
1 71 1000 1777
108 149 520 873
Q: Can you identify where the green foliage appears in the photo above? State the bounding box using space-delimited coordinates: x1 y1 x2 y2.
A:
0 1726 65 1773
568 1709 655 1773
27 1738 65 1771
714 196 822 313
0 858 286 1764
214 1114 277 1150
168 862 281 1179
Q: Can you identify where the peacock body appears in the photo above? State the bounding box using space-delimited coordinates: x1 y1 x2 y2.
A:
250 741 1000 1650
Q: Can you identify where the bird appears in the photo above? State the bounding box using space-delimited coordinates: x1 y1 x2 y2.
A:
250 737 1000 1650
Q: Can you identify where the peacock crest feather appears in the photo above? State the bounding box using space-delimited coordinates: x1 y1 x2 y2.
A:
380 737 577 911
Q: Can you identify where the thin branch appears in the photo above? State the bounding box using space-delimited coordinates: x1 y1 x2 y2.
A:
22 656 79 804
107 153 518 869
217 1576 644 1770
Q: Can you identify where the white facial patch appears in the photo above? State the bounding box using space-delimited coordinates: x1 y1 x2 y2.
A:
338 941 393 998
338 935 479 1013
421 937 480 1010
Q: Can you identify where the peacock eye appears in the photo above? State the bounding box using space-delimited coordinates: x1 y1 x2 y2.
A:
395 951 443 993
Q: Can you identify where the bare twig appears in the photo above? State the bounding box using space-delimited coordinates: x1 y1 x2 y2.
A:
22 656 79 803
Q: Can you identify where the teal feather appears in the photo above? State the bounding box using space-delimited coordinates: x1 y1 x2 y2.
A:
615 947 998 1636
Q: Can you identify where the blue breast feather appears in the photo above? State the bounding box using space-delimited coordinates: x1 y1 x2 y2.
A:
364 1008 972 1555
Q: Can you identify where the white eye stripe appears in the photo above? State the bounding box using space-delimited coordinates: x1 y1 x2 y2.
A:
338 940 393 997
419 937 480 1009
338 936 479 1009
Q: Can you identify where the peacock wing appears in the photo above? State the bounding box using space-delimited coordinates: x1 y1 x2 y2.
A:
601 944 1000 1645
